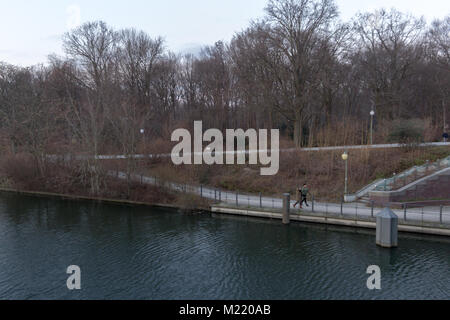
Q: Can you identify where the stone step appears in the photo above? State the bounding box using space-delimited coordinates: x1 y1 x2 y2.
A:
358 198 372 204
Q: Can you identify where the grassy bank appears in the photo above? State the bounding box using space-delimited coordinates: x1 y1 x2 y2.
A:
1 146 448 204
0 154 211 210
108 146 450 202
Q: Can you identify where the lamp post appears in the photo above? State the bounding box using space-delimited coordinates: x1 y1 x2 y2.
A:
342 151 349 197
140 129 145 153
370 110 375 145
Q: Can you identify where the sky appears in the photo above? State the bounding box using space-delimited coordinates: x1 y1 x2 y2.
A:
0 0 449 67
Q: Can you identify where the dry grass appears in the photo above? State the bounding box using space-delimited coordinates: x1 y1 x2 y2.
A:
0 153 186 206
305 117 442 148
128 146 450 201
1 126 448 204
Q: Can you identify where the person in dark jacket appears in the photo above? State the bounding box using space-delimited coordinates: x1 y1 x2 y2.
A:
299 184 309 208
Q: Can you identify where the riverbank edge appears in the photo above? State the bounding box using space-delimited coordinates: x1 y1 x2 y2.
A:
0 187 208 212
211 205 450 237
2 187 449 237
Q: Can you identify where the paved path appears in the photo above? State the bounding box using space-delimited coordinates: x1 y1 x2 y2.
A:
111 170 450 225
54 141 449 160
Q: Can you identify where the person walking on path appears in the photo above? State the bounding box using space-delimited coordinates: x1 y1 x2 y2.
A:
294 184 310 209
299 184 310 209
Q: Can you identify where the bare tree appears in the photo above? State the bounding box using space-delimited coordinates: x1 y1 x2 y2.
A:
427 16 450 135
427 16 450 71
110 30 164 195
0 64 63 176
263 0 342 146
353 8 426 119
62 21 118 194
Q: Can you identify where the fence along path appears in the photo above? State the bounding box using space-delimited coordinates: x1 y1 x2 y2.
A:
110 170 450 226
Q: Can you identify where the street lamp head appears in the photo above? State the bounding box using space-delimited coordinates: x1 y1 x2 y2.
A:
140 129 145 134
370 110 375 116
342 152 348 161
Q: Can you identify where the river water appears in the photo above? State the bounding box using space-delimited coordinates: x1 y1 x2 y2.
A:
0 192 448 300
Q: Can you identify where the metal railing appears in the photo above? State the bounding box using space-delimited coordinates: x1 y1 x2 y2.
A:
110 169 450 228
373 156 450 192
180 180 450 228
213 192 450 228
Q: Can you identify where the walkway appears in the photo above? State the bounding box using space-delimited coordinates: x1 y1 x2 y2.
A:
111 170 450 225
63 141 450 160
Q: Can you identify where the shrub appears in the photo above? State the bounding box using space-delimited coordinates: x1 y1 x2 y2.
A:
387 119 424 145
0 153 39 186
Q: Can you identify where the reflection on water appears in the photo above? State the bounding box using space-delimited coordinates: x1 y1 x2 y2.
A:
0 192 449 300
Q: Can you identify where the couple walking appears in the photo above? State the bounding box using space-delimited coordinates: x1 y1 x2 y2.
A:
294 184 309 209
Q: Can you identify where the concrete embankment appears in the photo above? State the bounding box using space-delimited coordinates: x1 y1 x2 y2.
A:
211 205 450 237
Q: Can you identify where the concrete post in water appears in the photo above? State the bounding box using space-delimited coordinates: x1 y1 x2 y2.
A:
376 208 398 248
282 193 290 225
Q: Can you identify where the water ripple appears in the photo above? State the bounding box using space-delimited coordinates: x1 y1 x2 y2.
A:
0 193 449 300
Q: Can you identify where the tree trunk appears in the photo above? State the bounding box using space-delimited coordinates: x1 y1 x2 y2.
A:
293 111 302 148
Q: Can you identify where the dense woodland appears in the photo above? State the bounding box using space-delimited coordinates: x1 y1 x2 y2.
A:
0 0 449 196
